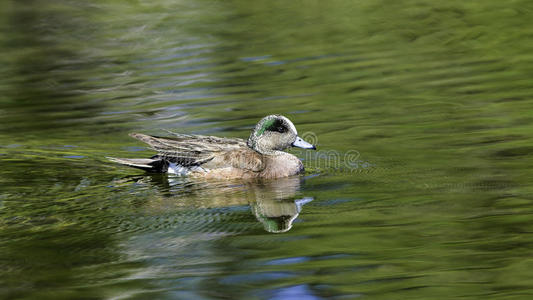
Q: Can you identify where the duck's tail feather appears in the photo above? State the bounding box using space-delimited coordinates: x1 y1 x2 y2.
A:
107 156 168 173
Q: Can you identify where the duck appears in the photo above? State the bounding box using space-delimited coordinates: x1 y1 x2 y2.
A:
107 115 316 179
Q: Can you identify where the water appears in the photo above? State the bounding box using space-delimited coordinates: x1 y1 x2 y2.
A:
1 0 533 299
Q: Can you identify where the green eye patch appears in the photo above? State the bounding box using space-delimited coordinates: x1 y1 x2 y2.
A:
256 119 287 136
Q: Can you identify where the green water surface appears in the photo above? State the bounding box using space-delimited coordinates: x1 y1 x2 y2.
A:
1 0 533 299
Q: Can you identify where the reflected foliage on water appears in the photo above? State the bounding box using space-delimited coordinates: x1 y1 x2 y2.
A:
1 0 533 299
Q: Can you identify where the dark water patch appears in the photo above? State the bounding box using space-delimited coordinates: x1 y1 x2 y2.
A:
218 271 294 285
492 146 533 158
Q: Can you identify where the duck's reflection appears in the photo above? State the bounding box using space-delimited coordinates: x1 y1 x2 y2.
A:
246 177 313 233
251 197 313 233
113 175 313 233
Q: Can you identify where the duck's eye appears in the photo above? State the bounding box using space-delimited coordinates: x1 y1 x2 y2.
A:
266 119 288 134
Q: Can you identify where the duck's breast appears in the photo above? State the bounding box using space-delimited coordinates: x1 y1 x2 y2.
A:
261 153 304 179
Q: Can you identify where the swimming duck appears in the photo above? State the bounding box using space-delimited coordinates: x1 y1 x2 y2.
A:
108 115 316 179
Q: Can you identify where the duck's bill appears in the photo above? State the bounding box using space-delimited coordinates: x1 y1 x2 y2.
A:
292 136 316 150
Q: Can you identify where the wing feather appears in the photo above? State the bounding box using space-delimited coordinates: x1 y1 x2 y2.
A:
129 133 260 171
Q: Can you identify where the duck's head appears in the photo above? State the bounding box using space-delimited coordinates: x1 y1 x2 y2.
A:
247 115 316 154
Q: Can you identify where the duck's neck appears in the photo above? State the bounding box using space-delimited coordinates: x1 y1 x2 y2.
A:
265 150 286 156
247 139 285 155
250 145 285 156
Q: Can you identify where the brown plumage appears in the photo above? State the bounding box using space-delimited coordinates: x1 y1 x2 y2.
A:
107 115 316 179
